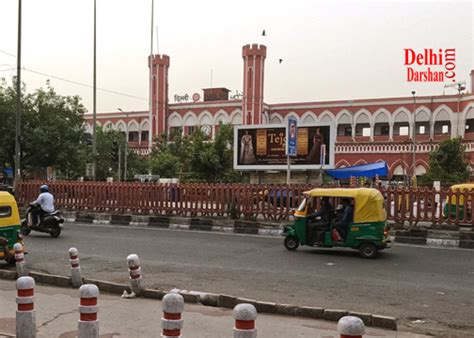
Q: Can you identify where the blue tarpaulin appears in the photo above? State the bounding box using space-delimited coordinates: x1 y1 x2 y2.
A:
325 161 388 179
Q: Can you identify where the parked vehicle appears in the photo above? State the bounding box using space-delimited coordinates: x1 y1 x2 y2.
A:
21 204 64 238
283 188 391 258
0 191 25 264
443 183 474 220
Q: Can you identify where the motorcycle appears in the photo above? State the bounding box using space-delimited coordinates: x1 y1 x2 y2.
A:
21 204 64 238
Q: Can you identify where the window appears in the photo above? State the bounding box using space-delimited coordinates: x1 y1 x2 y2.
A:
419 126 426 134
399 126 409 136
380 126 389 135
187 126 197 135
0 206 12 218
128 132 139 142
169 127 181 140
344 127 352 136
141 131 149 142
442 125 449 134
362 127 371 137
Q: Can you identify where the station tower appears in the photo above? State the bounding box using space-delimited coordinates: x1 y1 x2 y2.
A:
242 44 266 125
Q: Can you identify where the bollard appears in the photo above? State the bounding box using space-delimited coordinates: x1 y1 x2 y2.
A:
16 276 36 338
122 254 144 298
69 247 83 288
14 243 28 277
161 292 184 338
337 316 365 338
78 284 99 338
233 303 257 338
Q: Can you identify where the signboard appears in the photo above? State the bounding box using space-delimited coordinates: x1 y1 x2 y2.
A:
234 123 335 170
286 118 297 157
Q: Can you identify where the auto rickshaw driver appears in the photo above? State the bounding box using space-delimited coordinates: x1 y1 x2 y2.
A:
307 197 334 244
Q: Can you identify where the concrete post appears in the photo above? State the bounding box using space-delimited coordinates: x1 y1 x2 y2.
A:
161 292 184 338
233 303 257 338
78 284 99 338
14 243 27 277
122 254 144 298
16 276 36 338
337 315 365 338
69 247 83 288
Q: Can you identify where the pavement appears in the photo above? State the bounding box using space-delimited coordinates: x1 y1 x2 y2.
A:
0 279 429 338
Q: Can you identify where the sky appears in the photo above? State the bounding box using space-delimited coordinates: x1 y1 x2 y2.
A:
0 0 473 114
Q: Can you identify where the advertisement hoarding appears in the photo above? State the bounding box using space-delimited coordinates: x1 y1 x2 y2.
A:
234 123 335 170
286 118 297 157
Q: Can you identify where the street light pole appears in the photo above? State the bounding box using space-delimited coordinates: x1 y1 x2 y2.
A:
14 0 22 191
411 91 416 184
118 108 129 181
92 0 97 180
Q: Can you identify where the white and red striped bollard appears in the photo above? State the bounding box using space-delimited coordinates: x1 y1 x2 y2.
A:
16 276 36 338
14 243 28 277
78 284 99 338
126 254 144 297
233 303 257 338
69 247 83 288
161 292 184 338
337 316 365 338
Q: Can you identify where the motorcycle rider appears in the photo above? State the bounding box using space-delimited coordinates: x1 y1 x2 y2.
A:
31 184 55 226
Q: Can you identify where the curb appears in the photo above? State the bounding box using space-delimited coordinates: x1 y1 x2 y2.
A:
0 269 397 331
60 210 474 250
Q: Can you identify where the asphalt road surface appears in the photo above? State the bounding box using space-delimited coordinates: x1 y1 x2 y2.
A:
4 223 474 336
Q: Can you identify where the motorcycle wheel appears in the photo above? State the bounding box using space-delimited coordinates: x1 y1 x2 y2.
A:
50 227 61 238
20 221 31 236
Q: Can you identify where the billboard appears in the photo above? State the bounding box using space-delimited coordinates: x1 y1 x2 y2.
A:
234 123 335 170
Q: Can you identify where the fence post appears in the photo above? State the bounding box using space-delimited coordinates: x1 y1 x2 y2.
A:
16 276 36 338
122 254 144 298
78 284 99 338
14 243 28 277
69 247 83 288
161 292 184 338
233 303 257 338
337 315 365 338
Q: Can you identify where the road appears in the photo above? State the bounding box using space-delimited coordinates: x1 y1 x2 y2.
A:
4 222 474 336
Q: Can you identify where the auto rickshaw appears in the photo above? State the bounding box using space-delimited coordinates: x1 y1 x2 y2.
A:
0 191 25 264
442 183 474 219
283 188 391 258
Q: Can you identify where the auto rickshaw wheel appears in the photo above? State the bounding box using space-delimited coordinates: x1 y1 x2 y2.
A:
5 254 15 265
359 242 378 259
284 236 299 251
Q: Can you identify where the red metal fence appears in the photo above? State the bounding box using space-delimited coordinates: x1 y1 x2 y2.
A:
16 181 474 226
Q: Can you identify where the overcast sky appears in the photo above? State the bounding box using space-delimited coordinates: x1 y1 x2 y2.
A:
0 0 473 113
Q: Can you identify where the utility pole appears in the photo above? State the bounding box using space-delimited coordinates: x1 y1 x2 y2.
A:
411 91 416 186
92 0 97 180
118 143 122 182
118 108 129 181
148 0 154 151
14 0 22 191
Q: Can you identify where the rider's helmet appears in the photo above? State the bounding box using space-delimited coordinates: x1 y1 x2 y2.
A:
40 184 49 193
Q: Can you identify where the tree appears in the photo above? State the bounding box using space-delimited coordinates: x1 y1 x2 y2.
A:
421 137 470 185
0 81 87 178
149 124 242 183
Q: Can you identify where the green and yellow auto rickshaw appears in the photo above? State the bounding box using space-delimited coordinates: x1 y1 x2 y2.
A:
0 191 25 264
442 183 474 220
283 188 391 258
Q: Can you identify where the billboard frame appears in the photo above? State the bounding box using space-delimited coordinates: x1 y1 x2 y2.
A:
233 122 336 171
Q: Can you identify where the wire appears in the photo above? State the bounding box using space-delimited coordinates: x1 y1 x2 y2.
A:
0 49 149 103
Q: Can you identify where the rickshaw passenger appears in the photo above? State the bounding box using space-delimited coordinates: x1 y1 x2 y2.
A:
307 197 333 243
335 198 353 241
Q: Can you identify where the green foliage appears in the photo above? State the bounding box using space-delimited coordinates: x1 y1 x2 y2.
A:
150 124 242 183
422 137 470 186
0 82 87 178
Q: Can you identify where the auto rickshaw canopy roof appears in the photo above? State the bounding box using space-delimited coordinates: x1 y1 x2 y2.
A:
304 188 386 223
0 191 20 226
446 183 474 204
